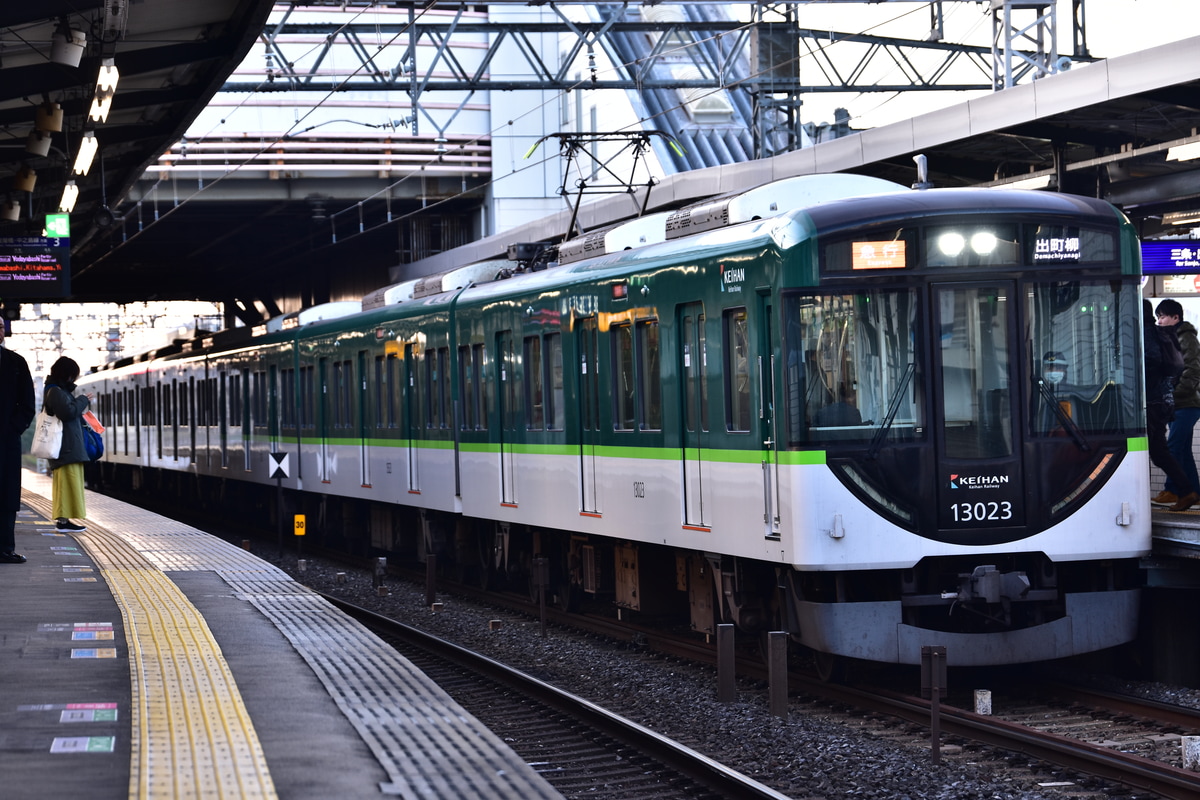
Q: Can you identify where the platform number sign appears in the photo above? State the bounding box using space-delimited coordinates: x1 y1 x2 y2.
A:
294 514 306 537
269 452 290 480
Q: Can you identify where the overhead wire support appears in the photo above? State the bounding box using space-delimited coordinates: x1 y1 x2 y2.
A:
526 131 684 239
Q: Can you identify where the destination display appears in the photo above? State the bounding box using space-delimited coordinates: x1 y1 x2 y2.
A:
0 235 70 298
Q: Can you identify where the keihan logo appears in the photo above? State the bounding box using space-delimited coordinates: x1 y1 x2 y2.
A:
950 473 1010 489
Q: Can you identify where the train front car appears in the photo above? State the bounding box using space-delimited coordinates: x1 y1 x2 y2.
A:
777 188 1149 667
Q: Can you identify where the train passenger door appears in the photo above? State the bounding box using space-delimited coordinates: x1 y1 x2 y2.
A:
758 296 781 538
497 330 518 505
932 282 1024 531
318 357 332 482
357 350 370 488
577 316 600 514
404 344 420 493
678 304 710 527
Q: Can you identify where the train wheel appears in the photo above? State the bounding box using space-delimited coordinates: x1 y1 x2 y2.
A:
813 650 845 683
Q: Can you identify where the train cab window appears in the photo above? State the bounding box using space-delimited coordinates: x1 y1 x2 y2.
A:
782 290 923 446
1026 280 1140 436
724 309 751 432
613 324 635 430
524 336 544 430
637 321 661 430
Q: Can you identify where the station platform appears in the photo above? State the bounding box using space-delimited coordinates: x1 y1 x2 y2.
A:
1 470 562 800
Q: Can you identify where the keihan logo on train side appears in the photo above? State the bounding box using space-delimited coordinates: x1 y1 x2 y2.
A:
720 264 745 292
949 473 1010 490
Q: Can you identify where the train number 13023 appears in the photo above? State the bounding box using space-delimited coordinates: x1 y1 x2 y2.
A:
950 500 1013 522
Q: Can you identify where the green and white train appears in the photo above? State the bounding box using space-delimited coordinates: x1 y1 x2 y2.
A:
81 174 1152 669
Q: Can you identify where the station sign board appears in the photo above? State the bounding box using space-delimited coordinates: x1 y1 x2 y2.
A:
1143 240 1200 275
0 232 70 298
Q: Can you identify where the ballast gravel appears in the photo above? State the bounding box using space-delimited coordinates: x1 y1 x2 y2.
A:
259 550 1172 800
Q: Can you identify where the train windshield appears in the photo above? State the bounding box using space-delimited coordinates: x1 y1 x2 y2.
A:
782 290 923 446
1026 279 1141 436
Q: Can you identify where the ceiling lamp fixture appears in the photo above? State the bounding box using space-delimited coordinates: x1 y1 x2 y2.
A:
74 132 99 175
26 130 52 157
59 181 79 213
36 102 63 133
50 24 87 68
89 60 120 123
1166 141 1200 163
13 166 36 193
1163 209 1200 227
0 200 20 222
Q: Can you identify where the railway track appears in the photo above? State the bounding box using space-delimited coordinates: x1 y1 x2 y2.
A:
98 492 1200 799
324 596 792 800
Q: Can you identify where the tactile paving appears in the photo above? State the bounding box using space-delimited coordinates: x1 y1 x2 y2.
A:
21 472 561 800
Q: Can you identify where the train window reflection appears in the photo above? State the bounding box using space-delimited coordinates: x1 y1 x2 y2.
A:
1026 280 1140 436
783 290 923 446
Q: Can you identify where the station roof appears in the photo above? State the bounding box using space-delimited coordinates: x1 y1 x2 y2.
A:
0 0 273 299
2 8 1199 306
413 34 1200 277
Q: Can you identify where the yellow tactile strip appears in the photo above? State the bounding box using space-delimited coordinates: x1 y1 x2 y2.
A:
22 486 277 800
22 474 562 799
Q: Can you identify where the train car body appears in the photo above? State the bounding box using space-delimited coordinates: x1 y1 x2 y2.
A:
81 175 1151 668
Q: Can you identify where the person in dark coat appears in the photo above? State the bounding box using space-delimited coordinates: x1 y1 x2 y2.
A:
1143 299 1199 512
44 357 93 532
0 321 36 562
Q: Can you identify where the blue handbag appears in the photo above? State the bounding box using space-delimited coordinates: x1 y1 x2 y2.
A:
84 425 104 461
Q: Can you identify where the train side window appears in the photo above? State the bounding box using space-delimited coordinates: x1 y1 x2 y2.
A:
299 365 315 428
613 323 635 430
281 368 296 428
724 308 751 432
425 350 437 429
458 345 475 430
546 333 564 431
637 321 661 430
472 344 487 431
524 335 544 430
252 370 267 428
438 347 450 429
375 355 387 429
386 353 400 428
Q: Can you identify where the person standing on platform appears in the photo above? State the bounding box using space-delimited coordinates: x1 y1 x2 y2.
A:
0 320 35 563
44 357 93 533
1153 298 1200 508
1144 299 1200 512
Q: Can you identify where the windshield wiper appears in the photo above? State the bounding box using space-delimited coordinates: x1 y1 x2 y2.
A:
1036 379 1091 452
868 362 915 459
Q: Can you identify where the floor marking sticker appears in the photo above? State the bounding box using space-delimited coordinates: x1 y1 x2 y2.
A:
61 708 119 722
37 623 114 632
50 737 115 753
63 577 98 583
17 702 119 713
71 630 114 640
70 648 117 659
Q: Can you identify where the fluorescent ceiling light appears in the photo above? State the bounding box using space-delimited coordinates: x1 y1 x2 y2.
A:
1163 209 1200 227
1167 141 1200 162
74 133 98 175
89 61 120 123
60 181 79 213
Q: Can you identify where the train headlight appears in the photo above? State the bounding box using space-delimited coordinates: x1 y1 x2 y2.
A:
937 232 965 257
970 231 998 255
